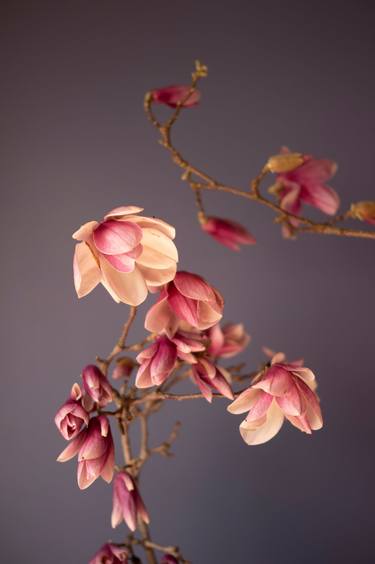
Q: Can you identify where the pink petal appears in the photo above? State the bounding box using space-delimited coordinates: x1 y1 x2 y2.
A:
151 85 200 108
227 387 264 415
56 430 87 462
168 285 199 327
144 293 179 336
173 272 214 302
102 252 136 273
301 183 340 215
239 401 284 445
93 220 142 255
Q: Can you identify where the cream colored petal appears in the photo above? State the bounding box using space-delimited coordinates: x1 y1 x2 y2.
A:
141 228 178 261
72 221 99 241
104 206 144 219
137 264 176 287
227 388 260 415
73 242 101 298
99 258 148 306
136 245 177 269
239 401 284 445
125 215 176 238
197 301 223 329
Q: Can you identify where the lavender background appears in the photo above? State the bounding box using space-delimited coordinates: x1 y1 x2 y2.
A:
1 1 375 562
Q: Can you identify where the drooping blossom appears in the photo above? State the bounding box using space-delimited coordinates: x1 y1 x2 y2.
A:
145 271 224 337
54 383 89 440
270 147 339 218
89 542 129 564
192 358 234 403
150 85 200 108
111 471 150 531
135 336 177 388
201 217 256 251
57 415 115 489
350 201 375 225
82 364 113 407
227 353 323 445
207 323 250 359
73 206 178 306
170 330 206 363
161 556 178 564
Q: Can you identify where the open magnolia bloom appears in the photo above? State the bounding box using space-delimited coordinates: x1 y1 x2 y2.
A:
145 271 224 337
73 206 178 306
227 353 323 445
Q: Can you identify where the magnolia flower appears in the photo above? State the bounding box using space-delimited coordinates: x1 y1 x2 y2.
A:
150 85 200 108
270 148 339 217
111 471 150 531
54 383 89 440
350 201 375 225
201 217 256 251
89 543 129 564
57 415 115 489
192 358 234 403
207 323 250 359
135 336 177 388
82 364 113 407
170 330 206 363
73 206 178 306
227 354 323 445
145 271 224 337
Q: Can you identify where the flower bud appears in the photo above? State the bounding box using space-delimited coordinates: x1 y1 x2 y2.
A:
112 357 136 380
82 364 113 407
350 201 375 225
266 153 306 173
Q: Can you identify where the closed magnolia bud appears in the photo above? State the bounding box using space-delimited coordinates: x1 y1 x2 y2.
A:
112 357 136 380
350 201 375 225
266 153 306 173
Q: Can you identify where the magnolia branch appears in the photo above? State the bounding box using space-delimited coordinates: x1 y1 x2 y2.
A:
144 61 375 241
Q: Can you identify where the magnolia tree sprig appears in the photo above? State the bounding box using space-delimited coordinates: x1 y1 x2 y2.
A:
144 60 375 243
56 204 325 563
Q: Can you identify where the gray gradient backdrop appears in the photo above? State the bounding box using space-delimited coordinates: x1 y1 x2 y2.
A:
1 1 375 563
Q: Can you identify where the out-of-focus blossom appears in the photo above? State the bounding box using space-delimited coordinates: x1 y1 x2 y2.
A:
135 336 177 388
150 85 200 108
227 354 323 445
270 147 339 217
145 271 223 337
82 364 113 407
112 357 136 380
207 323 250 359
57 415 115 489
192 358 234 403
73 206 178 306
111 471 150 531
161 555 178 564
54 383 89 440
89 542 129 564
201 217 256 251
350 201 375 225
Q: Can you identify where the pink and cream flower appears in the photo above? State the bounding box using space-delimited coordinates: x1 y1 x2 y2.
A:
207 322 250 359
54 383 89 440
192 358 234 403
145 271 224 337
57 415 115 489
270 147 339 218
73 206 178 306
111 471 150 531
89 543 129 564
227 353 323 445
201 216 256 251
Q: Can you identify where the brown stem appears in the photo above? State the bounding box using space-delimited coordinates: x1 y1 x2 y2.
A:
99 306 138 374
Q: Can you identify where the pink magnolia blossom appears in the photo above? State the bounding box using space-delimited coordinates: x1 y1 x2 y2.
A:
272 148 339 218
151 85 200 108
192 358 234 403
170 330 206 363
201 217 256 251
111 471 150 531
57 415 115 489
82 364 113 407
145 271 224 337
207 323 250 359
135 336 177 388
73 206 178 306
89 543 129 564
54 383 89 440
227 354 323 445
